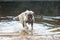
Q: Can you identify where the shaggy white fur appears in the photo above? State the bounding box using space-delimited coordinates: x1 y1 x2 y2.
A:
13 10 35 35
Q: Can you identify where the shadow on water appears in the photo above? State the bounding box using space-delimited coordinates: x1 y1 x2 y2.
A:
0 16 60 36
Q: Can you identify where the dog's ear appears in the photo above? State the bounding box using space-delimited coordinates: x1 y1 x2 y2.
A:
30 11 34 15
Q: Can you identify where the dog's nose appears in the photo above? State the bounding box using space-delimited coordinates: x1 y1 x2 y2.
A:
29 18 32 21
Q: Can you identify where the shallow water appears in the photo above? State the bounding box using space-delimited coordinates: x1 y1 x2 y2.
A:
0 20 59 35
0 16 60 35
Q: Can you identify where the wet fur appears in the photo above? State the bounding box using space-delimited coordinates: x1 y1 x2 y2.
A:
13 10 35 35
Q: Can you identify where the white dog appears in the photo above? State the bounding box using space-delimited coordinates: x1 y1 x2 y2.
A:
13 10 35 35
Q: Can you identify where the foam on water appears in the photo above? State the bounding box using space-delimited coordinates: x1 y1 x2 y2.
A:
0 21 23 33
0 21 60 35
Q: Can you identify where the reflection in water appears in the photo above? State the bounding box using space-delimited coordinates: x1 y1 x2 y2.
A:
0 16 60 35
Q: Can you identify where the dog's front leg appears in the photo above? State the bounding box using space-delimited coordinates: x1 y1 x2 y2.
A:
22 22 29 33
31 22 33 35
22 21 24 27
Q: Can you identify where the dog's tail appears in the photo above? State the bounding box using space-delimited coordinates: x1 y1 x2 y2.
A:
13 16 19 21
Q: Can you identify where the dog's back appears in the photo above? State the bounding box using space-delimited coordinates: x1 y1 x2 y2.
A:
13 10 35 23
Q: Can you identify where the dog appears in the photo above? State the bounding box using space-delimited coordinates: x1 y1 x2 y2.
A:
13 10 35 35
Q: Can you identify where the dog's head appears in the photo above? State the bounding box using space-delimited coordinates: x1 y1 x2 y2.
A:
25 10 34 22
28 14 33 22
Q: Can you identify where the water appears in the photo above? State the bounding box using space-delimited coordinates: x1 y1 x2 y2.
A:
0 16 60 35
